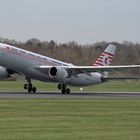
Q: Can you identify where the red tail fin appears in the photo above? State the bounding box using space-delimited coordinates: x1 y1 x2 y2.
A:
93 44 116 66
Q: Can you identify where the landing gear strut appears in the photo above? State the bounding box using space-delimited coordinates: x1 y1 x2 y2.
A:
24 78 37 93
58 84 70 94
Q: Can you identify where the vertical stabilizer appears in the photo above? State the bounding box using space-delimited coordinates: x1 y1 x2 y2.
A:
93 44 116 66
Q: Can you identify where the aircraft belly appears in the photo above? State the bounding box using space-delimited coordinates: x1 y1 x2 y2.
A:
23 67 54 82
67 73 102 86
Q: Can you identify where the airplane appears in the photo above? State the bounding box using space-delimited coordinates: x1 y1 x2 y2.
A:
0 42 140 94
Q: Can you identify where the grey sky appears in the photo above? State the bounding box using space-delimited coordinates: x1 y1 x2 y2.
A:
0 0 140 44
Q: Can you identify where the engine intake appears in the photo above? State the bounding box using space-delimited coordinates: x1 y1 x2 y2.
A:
49 67 69 81
49 67 57 77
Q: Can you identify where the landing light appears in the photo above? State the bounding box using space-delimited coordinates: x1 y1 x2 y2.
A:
80 88 83 91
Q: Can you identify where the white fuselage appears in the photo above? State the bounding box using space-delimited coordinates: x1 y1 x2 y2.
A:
0 43 103 86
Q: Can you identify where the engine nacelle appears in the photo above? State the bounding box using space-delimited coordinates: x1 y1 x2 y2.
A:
49 67 69 81
0 66 9 79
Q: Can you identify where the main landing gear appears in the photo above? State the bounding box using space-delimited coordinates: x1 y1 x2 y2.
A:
58 84 70 94
24 78 37 93
24 78 69 94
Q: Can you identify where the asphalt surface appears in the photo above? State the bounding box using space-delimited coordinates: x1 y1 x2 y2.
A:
0 92 140 99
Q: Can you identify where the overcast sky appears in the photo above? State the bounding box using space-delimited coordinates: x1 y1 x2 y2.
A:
0 0 140 44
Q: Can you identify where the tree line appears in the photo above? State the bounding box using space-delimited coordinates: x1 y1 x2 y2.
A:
2 38 140 77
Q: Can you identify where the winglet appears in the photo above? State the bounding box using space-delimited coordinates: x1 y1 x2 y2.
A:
93 44 116 66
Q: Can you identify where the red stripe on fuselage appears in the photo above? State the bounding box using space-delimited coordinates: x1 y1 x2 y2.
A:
0 47 65 66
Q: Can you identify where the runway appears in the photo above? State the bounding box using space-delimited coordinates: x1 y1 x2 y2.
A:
0 92 140 99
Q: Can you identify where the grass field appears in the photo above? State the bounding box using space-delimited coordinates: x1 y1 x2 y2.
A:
0 81 140 139
0 80 140 92
0 99 139 140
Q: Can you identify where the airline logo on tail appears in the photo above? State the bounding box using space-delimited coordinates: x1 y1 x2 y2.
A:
93 44 116 66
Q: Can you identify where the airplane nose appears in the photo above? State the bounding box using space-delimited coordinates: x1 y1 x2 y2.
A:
101 75 108 82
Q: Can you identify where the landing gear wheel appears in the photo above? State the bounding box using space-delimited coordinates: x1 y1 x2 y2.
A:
61 84 66 94
24 77 37 93
66 88 70 94
24 84 28 89
58 84 71 94
27 86 36 93
28 87 32 93
62 89 65 94
32 87 37 93
58 84 62 90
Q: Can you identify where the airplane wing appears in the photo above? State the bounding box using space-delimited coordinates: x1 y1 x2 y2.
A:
36 65 140 75
65 65 140 73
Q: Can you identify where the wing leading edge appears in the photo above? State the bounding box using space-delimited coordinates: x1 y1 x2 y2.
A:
36 65 140 75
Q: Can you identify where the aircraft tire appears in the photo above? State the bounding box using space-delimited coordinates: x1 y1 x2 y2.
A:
58 84 62 90
28 87 32 93
61 84 66 94
24 84 28 89
32 87 37 93
66 88 70 94
62 89 65 94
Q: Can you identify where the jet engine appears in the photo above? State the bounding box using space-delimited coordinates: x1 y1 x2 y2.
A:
0 66 10 79
49 67 69 80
